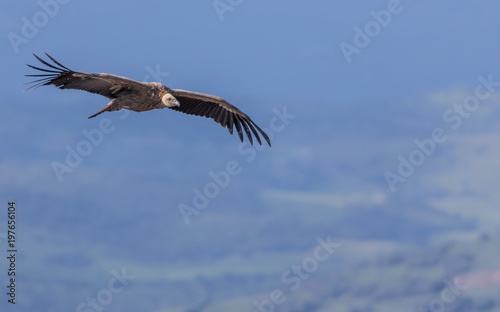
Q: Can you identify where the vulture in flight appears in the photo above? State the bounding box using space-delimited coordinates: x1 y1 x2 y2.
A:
25 53 271 146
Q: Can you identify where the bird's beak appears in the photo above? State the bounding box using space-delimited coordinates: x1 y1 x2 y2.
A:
173 99 180 107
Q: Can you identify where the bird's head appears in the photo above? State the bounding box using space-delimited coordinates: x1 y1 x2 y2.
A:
162 93 180 108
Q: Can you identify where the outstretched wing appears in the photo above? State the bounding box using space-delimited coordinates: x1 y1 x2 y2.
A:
25 53 148 99
169 89 271 146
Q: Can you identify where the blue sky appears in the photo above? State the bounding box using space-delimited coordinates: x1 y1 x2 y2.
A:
1 1 500 311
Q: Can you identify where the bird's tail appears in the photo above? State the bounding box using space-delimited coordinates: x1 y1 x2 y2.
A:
88 100 120 119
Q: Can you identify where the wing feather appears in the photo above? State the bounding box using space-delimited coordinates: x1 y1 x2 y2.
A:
227 113 234 135
237 116 253 145
25 53 149 98
246 120 262 146
169 89 270 146
232 115 244 143
221 109 229 128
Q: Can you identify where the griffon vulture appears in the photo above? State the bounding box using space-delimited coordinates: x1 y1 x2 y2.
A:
25 53 271 146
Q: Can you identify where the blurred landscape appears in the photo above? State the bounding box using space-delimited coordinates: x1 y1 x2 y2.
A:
1 1 500 311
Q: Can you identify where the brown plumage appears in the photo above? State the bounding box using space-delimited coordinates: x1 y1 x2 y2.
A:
25 53 271 146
